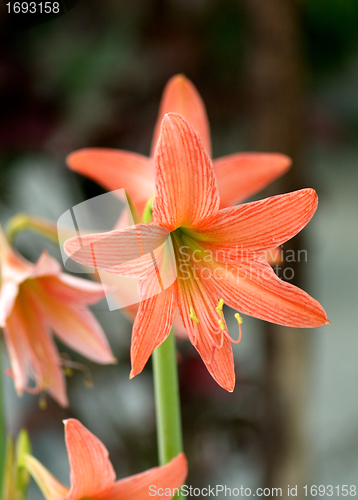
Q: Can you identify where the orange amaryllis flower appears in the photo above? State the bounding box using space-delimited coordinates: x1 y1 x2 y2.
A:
66 74 291 217
23 419 188 500
0 228 115 407
65 114 328 392
66 75 289 323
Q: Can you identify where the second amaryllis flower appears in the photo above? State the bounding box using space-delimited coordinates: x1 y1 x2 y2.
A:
65 113 328 392
0 228 115 407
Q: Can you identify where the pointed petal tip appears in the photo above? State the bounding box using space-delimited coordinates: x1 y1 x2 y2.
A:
305 187 318 203
152 74 211 157
271 152 292 171
281 153 292 167
170 73 187 84
63 418 85 434
129 363 143 379
161 112 173 124
312 308 329 328
57 394 69 408
225 378 235 393
161 111 184 125
66 149 85 170
96 353 118 365
63 418 76 429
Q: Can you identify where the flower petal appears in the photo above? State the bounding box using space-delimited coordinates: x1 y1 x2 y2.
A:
39 273 106 305
173 311 188 339
64 224 170 277
31 251 62 278
67 149 155 216
3 302 29 397
22 454 69 500
0 280 19 327
151 74 211 157
95 452 188 500
8 286 68 407
213 152 291 207
130 282 176 378
0 226 33 283
174 242 235 391
63 419 116 500
35 279 115 364
153 113 219 231
99 271 140 315
204 259 328 327
191 189 318 258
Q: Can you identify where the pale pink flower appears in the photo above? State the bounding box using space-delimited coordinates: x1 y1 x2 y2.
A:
0 227 115 406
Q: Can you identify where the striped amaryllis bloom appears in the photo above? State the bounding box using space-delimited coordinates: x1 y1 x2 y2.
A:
66 75 291 328
65 113 328 392
23 419 188 500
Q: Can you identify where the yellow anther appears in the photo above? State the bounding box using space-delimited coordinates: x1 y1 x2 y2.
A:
64 367 74 377
218 319 225 331
85 378 93 388
39 395 47 410
235 313 243 325
215 298 224 317
189 307 199 324
215 307 223 317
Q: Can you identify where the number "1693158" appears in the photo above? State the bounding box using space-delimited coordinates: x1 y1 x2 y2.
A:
6 2 60 14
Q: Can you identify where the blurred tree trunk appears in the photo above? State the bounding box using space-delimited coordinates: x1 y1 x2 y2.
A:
242 0 309 494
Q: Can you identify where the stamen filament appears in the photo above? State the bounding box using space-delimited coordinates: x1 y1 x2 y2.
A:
218 319 225 331
61 354 93 387
222 313 243 344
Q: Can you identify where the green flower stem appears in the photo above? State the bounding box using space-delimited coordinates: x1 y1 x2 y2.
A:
142 199 183 495
6 214 59 245
152 328 183 465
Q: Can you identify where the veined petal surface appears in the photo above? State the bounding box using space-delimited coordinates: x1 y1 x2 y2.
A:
214 152 291 207
8 286 68 406
67 149 154 216
40 273 106 305
25 419 187 500
130 282 177 378
36 286 115 364
191 189 318 257
201 258 328 327
153 113 219 231
63 419 116 500
95 453 188 500
174 240 235 391
64 224 170 276
151 74 211 157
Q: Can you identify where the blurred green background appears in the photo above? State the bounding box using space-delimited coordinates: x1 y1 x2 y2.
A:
0 0 357 498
